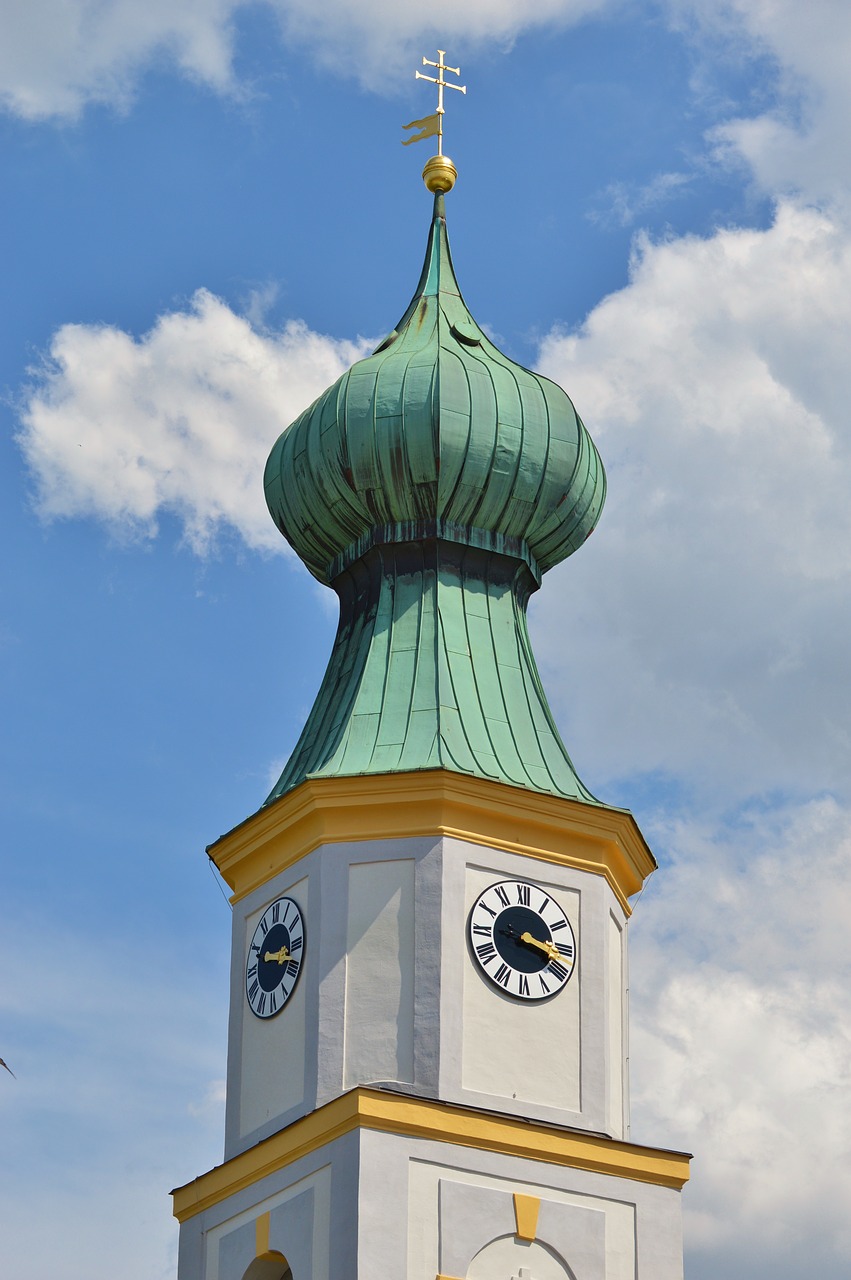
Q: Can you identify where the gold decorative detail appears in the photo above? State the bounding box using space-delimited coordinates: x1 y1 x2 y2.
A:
402 113 440 146
255 1212 271 1257
422 154 458 193
264 946 291 965
254 1210 287 1263
520 931 571 968
513 1192 540 1241
172 1087 691 1222
404 48 466 191
208 770 656 913
414 49 466 154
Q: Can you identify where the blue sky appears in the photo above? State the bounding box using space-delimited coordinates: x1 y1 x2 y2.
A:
2 3 851 1277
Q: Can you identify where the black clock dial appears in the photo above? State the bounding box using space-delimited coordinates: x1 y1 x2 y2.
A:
245 896 305 1019
468 879 576 1001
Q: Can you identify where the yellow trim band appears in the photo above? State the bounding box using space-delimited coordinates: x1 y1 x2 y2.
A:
209 771 655 913
172 1088 689 1223
255 1212 270 1257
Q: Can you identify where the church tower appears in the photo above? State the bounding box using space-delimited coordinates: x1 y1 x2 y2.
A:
172 83 690 1280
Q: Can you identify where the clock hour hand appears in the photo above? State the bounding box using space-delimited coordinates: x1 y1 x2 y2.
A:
519 930 568 966
499 923 568 967
264 945 291 965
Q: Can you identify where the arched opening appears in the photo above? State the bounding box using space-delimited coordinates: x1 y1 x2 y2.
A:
466 1234 575 1280
241 1256 292 1280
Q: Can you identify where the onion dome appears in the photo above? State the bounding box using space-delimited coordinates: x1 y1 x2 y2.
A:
262 194 606 807
265 193 604 590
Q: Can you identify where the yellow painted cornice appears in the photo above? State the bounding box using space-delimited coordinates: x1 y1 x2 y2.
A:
172 1088 690 1223
208 771 655 912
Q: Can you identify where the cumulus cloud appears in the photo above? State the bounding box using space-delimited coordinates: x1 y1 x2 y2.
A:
629 796 851 1275
18 289 371 554
0 0 606 121
534 198 851 804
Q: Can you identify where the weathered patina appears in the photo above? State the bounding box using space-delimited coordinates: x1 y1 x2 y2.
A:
263 193 606 805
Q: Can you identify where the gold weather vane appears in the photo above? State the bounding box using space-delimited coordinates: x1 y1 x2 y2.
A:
402 49 466 194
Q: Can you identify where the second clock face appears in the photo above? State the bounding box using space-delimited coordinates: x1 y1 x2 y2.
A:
468 879 576 1001
245 896 305 1019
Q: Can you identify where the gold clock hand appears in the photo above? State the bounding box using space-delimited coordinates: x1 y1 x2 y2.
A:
264 946 291 965
519 931 570 966
519 930 550 957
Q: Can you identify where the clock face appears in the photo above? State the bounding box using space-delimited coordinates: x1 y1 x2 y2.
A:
245 896 305 1019
468 879 576 1001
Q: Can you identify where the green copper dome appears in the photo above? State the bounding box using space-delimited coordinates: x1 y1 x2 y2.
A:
262 194 606 807
264 193 605 589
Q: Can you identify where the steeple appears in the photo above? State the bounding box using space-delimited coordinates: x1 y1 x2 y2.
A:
173 72 689 1280
263 193 606 805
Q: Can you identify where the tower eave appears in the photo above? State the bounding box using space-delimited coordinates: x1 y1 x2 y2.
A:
172 1085 690 1224
207 769 657 911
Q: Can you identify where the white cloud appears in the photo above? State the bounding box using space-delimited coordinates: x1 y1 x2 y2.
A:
269 0 604 82
534 197 851 804
629 796 851 1275
672 0 851 203
589 170 694 229
0 0 240 120
2 0 847 167
0 0 607 121
18 288 371 554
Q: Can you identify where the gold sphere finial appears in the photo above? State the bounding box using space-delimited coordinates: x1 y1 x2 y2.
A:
402 49 465 193
422 154 457 193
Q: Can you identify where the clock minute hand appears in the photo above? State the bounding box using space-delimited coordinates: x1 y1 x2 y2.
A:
264 945 291 965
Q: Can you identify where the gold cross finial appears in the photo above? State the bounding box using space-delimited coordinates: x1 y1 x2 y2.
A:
402 49 466 194
415 50 466 156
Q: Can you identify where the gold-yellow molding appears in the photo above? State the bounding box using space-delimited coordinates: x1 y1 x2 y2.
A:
208 770 655 912
172 1088 689 1223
